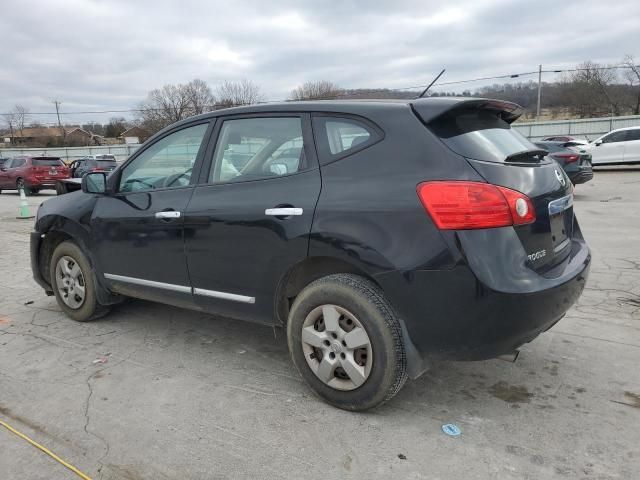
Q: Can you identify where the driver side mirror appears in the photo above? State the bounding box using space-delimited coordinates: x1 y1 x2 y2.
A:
594 140 602 146
81 172 107 194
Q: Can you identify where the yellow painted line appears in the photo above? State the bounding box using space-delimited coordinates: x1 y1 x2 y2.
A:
0 418 92 480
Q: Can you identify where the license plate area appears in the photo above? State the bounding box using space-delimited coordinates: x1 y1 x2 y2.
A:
548 194 573 252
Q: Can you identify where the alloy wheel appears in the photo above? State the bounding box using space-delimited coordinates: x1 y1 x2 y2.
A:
301 304 373 391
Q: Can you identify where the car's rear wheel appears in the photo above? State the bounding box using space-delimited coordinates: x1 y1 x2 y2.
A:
287 274 407 411
16 178 31 195
50 241 110 322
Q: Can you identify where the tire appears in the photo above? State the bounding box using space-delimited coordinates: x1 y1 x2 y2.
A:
16 178 31 195
287 274 407 411
50 241 110 322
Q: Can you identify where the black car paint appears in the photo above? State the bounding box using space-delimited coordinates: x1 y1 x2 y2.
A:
31 98 590 377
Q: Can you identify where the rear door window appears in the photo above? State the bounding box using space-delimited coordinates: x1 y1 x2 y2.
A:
312 116 382 164
624 129 640 141
534 143 563 153
209 117 307 184
601 131 627 143
429 109 539 163
12 159 26 168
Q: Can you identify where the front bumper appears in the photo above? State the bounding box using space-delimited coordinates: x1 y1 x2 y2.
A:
375 241 590 362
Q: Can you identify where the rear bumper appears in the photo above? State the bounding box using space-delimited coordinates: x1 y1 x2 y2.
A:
26 178 69 189
568 169 593 185
375 239 590 362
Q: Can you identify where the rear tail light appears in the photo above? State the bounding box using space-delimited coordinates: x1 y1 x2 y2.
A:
551 153 579 164
417 181 536 230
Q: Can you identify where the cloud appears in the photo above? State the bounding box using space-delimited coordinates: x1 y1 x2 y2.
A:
0 0 638 124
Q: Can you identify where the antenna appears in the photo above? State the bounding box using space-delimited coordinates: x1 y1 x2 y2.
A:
417 69 446 98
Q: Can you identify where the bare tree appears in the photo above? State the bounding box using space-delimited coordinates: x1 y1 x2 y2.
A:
215 80 264 107
569 61 621 116
185 78 215 115
137 79 216 132
13 105 29 137
3 112 17 144
3 105 29 144
622 54 640 115
289 80 342 100
105 117 128 138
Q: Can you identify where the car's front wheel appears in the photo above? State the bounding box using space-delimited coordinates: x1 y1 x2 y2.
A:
50 241 110 322
287 274 407 411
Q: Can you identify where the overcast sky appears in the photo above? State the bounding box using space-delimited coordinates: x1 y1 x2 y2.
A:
1 0 639 125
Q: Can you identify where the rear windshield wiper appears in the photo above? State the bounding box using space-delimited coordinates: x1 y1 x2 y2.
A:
504 149 548 163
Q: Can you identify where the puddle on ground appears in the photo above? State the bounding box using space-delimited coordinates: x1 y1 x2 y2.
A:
489 381 534 404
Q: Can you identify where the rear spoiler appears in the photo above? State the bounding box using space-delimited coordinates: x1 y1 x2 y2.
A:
411 98 524 125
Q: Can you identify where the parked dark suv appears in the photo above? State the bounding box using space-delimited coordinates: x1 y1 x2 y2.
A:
69 155 118 178
30 98 590 410
534 141 593 185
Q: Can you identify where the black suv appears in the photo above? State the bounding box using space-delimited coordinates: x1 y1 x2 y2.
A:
69 155 118 178
31 98 590 410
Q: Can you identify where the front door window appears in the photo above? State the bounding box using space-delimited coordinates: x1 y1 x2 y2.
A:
119 123 208 192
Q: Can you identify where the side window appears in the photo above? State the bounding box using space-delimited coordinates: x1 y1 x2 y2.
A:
210 117 306 184
602 131 627 143
312 116 381 164
3 159 12 168
12 159 26 168
119 123 208 193
625 129 640 142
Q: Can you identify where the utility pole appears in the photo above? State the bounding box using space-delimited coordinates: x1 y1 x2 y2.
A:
53 100 65 145
536 64 542 118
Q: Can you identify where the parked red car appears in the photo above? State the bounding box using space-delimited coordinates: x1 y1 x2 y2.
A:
0 156 70 195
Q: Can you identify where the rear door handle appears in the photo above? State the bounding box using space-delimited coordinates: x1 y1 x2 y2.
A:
265 207 303 216
155 211 181 219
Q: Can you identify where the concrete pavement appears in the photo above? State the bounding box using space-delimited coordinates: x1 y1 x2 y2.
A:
0 171 639 479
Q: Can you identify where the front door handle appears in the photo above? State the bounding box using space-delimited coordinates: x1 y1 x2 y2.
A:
265 207 303 216
155 211 181 219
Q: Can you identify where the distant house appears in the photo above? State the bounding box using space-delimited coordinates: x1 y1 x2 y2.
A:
7 126 93 147
120 126 150 145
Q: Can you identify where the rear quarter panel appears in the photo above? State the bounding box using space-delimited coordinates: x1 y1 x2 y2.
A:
309 105 483 275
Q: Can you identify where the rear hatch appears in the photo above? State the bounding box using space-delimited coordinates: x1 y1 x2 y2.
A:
413 100 574 273
93 160 117 172
31 157 68 179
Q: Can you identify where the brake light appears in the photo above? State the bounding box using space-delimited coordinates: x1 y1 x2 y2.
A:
417 181 536 230
551 153 579 164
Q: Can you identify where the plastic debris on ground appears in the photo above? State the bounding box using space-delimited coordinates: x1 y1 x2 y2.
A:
441 423 461 436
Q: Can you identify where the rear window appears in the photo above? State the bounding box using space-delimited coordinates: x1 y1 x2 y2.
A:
312 115 382 164
32 158 63 166
97 160 117 166
429 110 538 163
534 143 563 153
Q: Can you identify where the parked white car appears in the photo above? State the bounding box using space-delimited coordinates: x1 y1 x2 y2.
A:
584 127 640 165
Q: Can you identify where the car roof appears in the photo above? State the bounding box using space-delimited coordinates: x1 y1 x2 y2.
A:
608 126 640 133
147 97 522 146
175 96 519 123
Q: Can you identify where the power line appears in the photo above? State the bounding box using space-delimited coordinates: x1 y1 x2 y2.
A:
1 64 639 118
